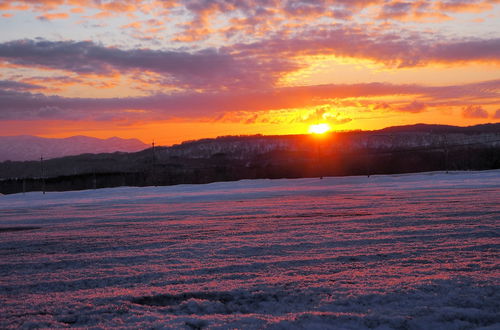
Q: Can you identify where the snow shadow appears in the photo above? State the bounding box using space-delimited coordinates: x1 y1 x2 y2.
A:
0 226 41 233
131 290 311 315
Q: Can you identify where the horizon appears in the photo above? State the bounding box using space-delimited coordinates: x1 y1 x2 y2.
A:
1 121 499 148
0 1 499 144
1 121 498 165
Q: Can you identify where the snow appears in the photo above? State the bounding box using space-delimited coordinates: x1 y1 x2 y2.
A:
1 171 499 329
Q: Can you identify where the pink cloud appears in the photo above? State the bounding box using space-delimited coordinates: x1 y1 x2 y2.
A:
0 80 498 122
0 39 302 90
1 0 495 40
397 101 427 113
236 27 500 68
36 12 69 21
437 0 493 13
0 80 44 91
462 105 489 118
1 33 498 96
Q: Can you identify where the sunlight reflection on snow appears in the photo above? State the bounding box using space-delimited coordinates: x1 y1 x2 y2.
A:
0 171 499 328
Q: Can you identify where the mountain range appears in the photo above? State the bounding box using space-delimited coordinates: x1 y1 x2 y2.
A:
0 135 148 162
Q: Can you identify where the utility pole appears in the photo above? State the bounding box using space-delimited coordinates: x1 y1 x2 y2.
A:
366 137 371 178
442 135 449 173
152 140 156 186
40 156 45 194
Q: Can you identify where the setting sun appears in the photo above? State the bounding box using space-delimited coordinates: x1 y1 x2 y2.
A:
309 123 331 135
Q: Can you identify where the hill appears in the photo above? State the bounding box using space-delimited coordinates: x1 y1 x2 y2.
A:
0 123 499 194
0 135 148 162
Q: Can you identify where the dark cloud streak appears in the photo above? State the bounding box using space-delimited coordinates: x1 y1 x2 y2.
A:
0 80 44 91
235 28 500 68
0 80 498 121
0 39 297 90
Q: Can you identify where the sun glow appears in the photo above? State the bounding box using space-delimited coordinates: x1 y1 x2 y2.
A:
308 123 331 135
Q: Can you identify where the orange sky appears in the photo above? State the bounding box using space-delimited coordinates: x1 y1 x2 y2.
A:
0 0 499 145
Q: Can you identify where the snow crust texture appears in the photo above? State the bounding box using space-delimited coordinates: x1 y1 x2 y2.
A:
0 171 499 329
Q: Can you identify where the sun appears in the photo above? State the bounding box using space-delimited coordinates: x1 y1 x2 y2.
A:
308 123 331 135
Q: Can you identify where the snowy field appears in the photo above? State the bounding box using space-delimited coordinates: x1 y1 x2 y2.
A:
1 171 499 329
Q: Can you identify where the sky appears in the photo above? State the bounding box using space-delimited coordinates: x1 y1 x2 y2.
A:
0 0 499 145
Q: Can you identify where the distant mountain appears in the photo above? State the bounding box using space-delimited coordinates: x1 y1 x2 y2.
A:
379 123 500 134
0 135 148 162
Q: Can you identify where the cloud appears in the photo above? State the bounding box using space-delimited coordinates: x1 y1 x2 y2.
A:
378 2 413 20
0 80 44 91
428 38 500 64
1 33 499 98
397 101 427 113
38 105 63 118
300 106 353 125
462 105 489 118
0 39 231 76
437 0 494 13
416 79 500 101
237 28 500 68
0 0 494 25
380 0 496 22
36 12 69 21
1 80 498 122
216 107 353 126
0 0 496 43
0 39 300 90
494 109 500 119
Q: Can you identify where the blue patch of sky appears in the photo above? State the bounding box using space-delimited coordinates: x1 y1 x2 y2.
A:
434 7 500 39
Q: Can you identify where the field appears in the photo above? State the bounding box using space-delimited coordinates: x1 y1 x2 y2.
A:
1 171 499 329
